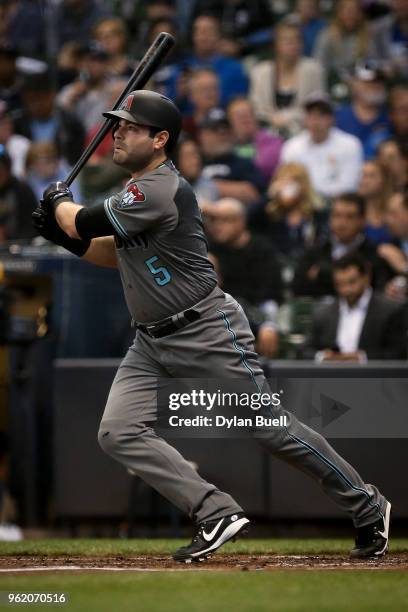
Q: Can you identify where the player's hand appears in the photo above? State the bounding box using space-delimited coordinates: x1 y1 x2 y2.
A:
32 205 67 245
42 181 74 212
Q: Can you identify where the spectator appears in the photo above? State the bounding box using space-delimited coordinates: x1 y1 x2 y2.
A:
25 141 81 202
0 44 22 112
250 16 325 135
14 71 85 167
206 197 282 357
92 17 134 79
369 0 408 78
174 138 220 205
57 43 112 132
182 68 221 140
0 99 29 177
227 96 283 183
377 139 408 191
0 0 44 58
249 162 327 261
57 0 108 49
148 18 186 101
281 93 363 199
335 62 390 159
314 0 371 84
198 108 265 205
359 159 394 245
388 84 408 155
305 252 407 361
295 0 327 56
191 0 274 57
184 14 248 106
0 146 36 242
380 189 408 302
293 192 393 297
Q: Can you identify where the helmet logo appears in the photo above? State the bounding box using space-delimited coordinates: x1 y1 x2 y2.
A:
122 94 134 111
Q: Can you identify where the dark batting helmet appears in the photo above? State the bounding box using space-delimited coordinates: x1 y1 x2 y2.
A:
103 89 182 151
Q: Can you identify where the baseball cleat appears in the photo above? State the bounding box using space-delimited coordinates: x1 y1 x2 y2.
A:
172 512 250 563
350 500 391 559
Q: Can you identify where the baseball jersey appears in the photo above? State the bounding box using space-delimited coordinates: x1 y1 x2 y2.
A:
104 160 217 324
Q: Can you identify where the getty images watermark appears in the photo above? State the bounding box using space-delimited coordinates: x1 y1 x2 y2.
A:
167 389 286 429
157 376 408 439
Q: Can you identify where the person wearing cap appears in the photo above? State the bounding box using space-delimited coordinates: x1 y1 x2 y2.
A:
57 42 113 132
281 92 363 199
335 62 390 159
198 107 265 205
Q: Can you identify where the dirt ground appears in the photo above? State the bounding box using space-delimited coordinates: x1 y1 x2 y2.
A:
1 553 407 572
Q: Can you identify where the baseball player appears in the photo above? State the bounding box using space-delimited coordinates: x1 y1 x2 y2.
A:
33 90 391 563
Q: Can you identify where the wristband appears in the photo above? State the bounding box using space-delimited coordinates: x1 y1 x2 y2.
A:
58 233 91 257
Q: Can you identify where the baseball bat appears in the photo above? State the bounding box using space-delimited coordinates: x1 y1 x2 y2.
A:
65 32 175 186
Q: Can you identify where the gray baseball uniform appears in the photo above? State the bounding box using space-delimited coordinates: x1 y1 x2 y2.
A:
98 160 387 528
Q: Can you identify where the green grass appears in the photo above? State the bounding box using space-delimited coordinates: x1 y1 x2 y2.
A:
0 538 408 556
0 540 407 612
0 571 407 612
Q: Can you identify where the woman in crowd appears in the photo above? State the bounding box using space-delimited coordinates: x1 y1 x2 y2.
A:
314 0 371 85
249 162 327 261
358 159 394 245
250 17 325 136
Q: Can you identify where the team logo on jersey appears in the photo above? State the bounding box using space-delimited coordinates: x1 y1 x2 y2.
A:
118 183 146 208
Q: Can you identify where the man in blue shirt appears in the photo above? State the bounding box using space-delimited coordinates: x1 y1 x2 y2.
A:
335 63 390 159
166 14 248 109
296 0 327 56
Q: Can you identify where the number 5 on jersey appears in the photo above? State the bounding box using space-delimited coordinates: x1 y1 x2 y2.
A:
145 255 172 286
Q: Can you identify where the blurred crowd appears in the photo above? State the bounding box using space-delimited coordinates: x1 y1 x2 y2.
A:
0 0 408 360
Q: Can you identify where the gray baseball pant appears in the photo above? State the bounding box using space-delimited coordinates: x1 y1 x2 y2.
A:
98 286 387 528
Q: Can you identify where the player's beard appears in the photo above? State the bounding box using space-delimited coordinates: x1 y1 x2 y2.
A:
113 147 155 173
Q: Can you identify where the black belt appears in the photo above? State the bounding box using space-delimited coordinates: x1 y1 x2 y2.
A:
136 308 200 339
